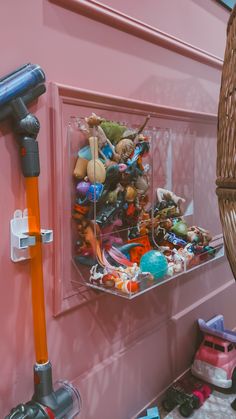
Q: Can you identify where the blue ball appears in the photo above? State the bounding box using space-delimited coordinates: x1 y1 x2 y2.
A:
140 250 168 280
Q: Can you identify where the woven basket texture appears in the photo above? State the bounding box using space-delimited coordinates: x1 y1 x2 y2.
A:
217 5 236 278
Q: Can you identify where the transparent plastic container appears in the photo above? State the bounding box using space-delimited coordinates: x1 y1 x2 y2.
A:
69 114 224 299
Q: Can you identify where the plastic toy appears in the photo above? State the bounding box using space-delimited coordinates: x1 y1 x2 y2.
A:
76 180 91 196
171 220 188 237
140 250 168 280
86 183 104 202
128 235 152 264
191 315 236 390
138 406 160 419
87 136 106 183
187 226 212 246
165 232 187 247
73 155 89 179
162 382 211 417
115 138 135 162
96 194 124 226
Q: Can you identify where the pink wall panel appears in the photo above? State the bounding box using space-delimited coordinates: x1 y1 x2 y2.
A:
100 0 229 58
0 1 235 418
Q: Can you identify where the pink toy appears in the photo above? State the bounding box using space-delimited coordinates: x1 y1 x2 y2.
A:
191 315 236 389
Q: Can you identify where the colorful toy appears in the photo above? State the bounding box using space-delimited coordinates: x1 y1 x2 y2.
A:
96 194 124 226
140 250 168 280
191 315 236 390
165 232 187 247
76 180 91 196
138 406 160 419
86 183 104 202
162 382 211 417
171 220 188 237
115 138 135 162
128 235 152 263
87 136 106 183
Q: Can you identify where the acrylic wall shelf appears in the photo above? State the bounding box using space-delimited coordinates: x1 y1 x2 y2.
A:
68 112 224 300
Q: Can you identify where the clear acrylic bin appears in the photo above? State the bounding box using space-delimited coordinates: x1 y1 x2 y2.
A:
68 113 224 299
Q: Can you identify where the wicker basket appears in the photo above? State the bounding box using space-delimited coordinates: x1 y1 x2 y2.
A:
217 5 236 278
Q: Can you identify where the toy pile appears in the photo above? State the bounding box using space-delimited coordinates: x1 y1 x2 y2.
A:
72 113 216 295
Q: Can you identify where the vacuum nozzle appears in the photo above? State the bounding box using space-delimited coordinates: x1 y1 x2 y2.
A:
0 63 46 122
5 363 81 419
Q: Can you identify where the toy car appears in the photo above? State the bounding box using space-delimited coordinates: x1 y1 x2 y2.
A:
96 195 124 226
165 232 187 247
162 383 210 417
191 315 236 390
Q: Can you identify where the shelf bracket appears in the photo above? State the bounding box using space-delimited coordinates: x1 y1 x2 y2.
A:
10 209 53 262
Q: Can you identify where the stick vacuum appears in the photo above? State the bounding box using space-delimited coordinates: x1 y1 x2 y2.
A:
0 64 81 419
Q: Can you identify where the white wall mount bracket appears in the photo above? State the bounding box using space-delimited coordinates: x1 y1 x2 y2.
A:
10 209 53 262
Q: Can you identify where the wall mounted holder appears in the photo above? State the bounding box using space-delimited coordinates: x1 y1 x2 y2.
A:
10 209 53 262
50 82 224 314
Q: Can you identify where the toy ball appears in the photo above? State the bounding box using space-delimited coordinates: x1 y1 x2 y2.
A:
86 183 104 202
140 250 168 280
76 180 91 197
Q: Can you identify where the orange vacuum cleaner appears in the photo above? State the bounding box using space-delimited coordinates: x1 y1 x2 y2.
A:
0 64 81 419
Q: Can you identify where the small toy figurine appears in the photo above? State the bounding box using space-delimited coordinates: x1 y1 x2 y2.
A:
85 112 105 127
115 138 135 162
156 188 186 210
187 226 212 246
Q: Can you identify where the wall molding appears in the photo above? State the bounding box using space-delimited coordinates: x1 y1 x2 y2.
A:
172 278 234 322
55 83 218 123
49 0 223 70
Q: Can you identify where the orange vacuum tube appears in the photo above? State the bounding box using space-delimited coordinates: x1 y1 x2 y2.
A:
26 177 48 364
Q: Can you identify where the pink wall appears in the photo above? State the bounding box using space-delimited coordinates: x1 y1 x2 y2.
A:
0 1 235 418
